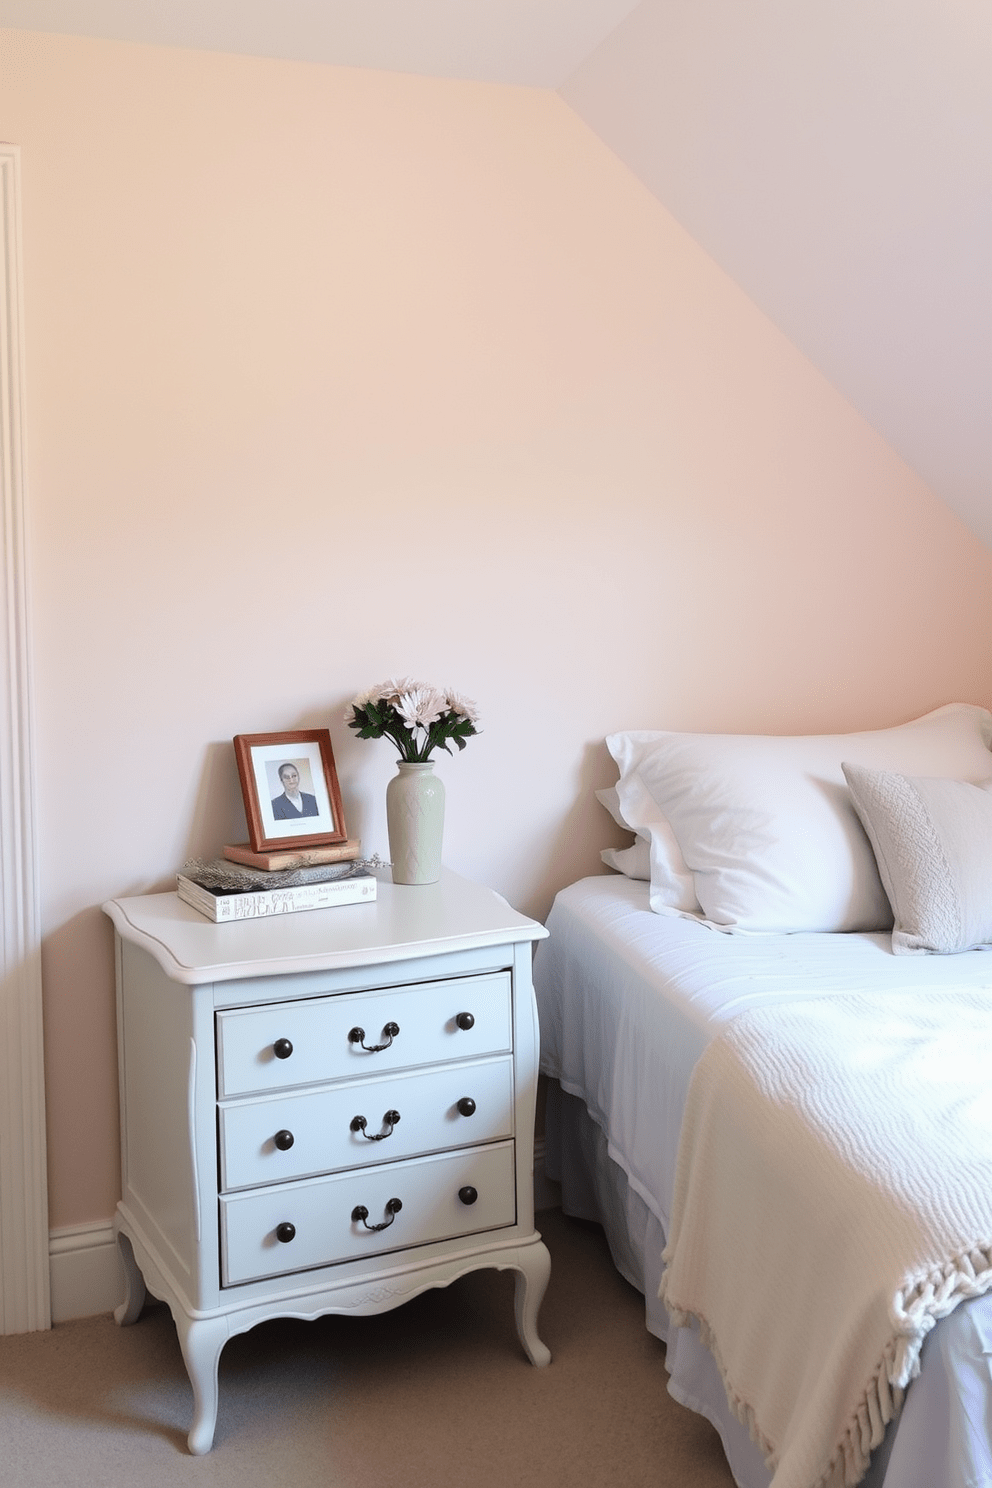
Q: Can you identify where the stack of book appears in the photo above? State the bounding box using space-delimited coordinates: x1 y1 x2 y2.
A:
221 838 363 871
177 843 378 922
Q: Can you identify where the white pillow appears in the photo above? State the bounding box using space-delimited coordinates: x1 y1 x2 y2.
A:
843 762 992 955
596 787 666 887
601 842 651 879
600 757 701 914
595 786 643 836
608 705 992 933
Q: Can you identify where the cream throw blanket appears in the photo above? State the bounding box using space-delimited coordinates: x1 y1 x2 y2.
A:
659 990 992 1488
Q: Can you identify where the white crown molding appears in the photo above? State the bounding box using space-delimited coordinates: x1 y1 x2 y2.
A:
0 142 50 1334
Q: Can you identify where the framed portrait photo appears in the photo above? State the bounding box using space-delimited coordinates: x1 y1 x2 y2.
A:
233 729 348 853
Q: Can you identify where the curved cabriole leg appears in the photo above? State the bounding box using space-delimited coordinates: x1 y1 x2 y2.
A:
113 1232 147 1326
174 1313 230 1455
511 1242 552 1367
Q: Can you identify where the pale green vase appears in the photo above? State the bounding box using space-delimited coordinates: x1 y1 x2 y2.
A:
386 761 445 885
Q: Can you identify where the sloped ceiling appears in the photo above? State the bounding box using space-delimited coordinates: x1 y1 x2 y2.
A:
0 0 644 85
561 0 992 548
2 0 989 543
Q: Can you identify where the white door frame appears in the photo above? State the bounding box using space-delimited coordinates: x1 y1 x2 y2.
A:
0 142 51 1334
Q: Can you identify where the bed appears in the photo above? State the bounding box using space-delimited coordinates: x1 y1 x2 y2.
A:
533 704 992 1488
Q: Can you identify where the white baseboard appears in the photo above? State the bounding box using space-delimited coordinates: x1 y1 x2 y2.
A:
49 1222 123 1323
49 1154 561 1324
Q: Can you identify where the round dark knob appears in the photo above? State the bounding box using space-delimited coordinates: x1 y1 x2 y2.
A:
455 1012 475 1031
456 1097 477 1117
273 1129 295 1151
275 1222 296 1243
458 1186 478 1206
273 1038 293 1060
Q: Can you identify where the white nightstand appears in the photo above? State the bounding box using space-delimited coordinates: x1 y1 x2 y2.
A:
104 869 551 1453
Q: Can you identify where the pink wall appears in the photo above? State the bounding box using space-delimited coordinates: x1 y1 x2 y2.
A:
3 29 992 1228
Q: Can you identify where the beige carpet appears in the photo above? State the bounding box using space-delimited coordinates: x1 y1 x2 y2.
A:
0 1209 735 1487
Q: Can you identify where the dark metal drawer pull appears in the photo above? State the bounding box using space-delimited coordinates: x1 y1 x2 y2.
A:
456 1097 476 1117
458 1186 478 1206
273 1129 295 1151
348 1022 400 1053
273 1038 294 1059
350 1109 401 1141
352 1198 402 1232
455 1012 475 1031
275 1222 296 1243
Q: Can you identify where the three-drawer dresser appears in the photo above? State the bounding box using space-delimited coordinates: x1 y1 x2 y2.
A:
103 869 551 1453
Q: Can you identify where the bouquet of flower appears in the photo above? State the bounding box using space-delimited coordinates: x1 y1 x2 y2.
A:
345 678 480 763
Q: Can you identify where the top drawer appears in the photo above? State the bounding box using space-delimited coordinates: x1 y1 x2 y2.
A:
216 971 512 1096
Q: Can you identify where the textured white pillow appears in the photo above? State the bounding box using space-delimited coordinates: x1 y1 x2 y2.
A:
608 705 992 933
601 842 651 879
843 762 992 955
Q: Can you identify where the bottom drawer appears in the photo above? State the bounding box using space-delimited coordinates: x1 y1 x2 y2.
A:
220 1141 516 1286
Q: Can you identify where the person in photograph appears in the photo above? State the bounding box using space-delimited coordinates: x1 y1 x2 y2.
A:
270 762 319 819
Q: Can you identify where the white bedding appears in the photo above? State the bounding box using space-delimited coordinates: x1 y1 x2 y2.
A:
535 875 992 1488
664 991 992 1488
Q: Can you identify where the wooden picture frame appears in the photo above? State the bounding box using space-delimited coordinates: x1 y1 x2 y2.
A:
233 730 348 853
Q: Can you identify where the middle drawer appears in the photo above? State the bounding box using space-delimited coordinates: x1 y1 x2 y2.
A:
218 1055 515 1192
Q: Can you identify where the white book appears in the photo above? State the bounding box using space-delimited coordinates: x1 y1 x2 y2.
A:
176 871 377 922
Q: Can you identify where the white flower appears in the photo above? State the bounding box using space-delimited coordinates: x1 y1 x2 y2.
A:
344 686 373 722
347 676 480 760
445 689 479 723
346 678 412 719
396 685 448 730
378 676 418 705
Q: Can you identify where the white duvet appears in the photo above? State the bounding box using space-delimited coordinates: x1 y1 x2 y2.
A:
535 876 992 1488
537 876 992 1238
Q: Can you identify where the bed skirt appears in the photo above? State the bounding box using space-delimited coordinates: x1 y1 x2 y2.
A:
544 1081 906 1488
